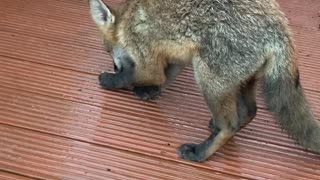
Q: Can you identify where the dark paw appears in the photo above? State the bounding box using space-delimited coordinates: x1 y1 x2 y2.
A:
177 143 206 162
133 86 161 100
98 72 116 89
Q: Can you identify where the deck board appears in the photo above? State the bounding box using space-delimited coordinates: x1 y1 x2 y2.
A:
1 0 320 179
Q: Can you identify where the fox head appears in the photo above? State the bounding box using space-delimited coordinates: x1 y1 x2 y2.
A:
89 0 133 74
89 0 197 86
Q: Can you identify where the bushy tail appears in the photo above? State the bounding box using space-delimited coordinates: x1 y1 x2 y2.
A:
262 59 320 153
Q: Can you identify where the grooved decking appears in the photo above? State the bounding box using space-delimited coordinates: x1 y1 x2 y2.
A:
0 0 320 179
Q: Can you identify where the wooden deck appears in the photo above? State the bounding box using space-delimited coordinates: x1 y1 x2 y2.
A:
1 0 320 179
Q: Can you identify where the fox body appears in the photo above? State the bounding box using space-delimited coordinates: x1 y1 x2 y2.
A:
89 0 320 162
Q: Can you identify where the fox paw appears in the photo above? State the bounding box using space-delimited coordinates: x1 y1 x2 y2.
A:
177 143 206 162
99 72 116 89
133 86 161 100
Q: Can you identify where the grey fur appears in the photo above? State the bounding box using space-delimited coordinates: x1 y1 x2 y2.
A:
89 0 320 162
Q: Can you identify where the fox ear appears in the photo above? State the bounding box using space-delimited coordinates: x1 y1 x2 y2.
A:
89 0 115 26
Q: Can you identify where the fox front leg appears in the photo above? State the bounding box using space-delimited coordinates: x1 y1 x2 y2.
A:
133 64 185 100
99 47 135 89
133 86 161 100
99 71 133 89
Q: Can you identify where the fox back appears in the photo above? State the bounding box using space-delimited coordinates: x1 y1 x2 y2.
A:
93 0 292 78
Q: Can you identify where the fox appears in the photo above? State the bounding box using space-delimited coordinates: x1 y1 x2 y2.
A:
88 0 320 162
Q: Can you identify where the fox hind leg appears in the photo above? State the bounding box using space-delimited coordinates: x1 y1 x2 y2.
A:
178 77 258 162
178 87 239 162
236 77 257 130
208 77 257 131
178 59 258 162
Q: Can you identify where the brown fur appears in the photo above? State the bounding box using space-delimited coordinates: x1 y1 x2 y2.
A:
89 0 320 162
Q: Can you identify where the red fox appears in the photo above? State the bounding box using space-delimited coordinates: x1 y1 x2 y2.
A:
89 0 320 162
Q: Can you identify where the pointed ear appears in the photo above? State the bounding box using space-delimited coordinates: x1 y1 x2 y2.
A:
89 0 115 26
